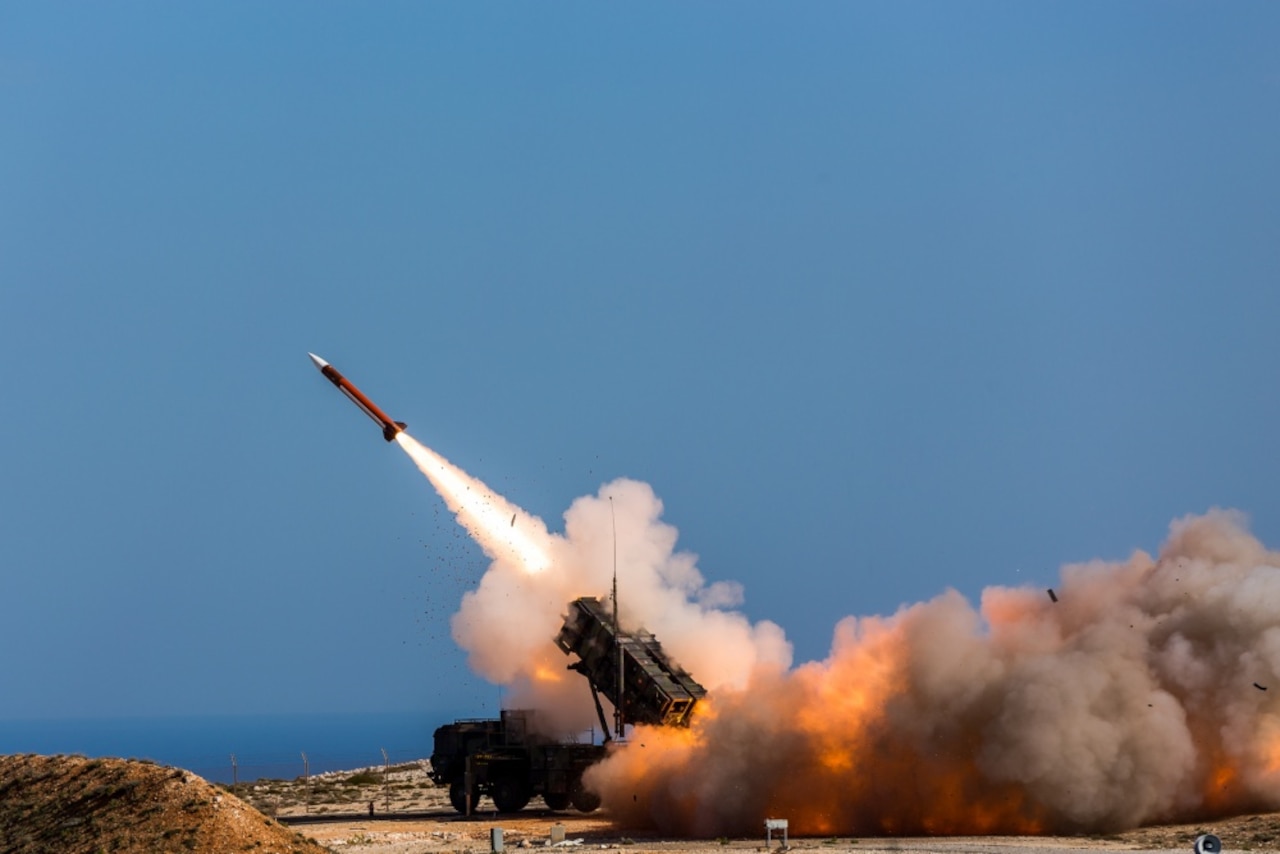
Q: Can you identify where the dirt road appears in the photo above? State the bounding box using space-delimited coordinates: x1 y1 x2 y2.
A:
286 807 1258 854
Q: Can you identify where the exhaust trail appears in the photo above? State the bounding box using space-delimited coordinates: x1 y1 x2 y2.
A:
396 433 552 573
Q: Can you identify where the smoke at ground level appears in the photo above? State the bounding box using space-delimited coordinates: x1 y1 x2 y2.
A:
586 511 1280 837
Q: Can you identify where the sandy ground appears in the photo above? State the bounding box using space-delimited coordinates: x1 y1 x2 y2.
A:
258 762 1276 854
288 809 1175 854
294 809 614 854
283 807 1238 854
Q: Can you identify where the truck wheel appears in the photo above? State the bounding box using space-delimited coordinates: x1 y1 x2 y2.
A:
491 778 531 813
570 781 601 813
449 780 478 814
543 792 571 811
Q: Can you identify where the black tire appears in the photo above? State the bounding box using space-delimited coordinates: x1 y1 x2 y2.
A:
570 780 601 813
543 792 571 811
449 779 477 814
491 777 531 813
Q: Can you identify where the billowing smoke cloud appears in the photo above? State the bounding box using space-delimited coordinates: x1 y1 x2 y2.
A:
397 436 791 732
398 435 1280 836
590 509 1280 835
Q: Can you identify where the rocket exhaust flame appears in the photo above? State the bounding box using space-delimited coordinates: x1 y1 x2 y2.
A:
380 417 1280 835
395 433 552 573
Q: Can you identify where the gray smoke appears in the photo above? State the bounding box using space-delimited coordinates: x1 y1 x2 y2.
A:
587 510 1280 836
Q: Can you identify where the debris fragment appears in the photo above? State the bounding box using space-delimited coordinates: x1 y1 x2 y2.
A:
1255 683 1268 691
1047 588 1059 603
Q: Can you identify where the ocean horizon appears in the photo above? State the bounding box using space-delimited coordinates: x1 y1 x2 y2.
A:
0 710 472 784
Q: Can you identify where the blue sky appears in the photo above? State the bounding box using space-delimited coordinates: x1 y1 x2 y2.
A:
2 2 1278 722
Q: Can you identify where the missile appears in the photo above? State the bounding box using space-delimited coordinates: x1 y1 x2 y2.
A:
308 353 407 442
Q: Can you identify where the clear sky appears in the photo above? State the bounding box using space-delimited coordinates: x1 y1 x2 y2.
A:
2 2 1278 722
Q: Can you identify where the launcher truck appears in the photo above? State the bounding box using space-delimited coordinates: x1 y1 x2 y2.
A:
428 596 706 814
428 709 604 813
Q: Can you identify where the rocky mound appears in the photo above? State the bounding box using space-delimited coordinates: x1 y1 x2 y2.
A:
0 754 331 854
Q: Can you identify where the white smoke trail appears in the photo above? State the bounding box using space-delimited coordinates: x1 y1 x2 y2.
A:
395 434 553 573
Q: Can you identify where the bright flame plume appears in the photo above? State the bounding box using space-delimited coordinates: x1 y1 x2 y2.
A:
396 433 551 573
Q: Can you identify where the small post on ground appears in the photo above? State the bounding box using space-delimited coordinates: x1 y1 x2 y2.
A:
381 747 391 813
301 752 310 814
765 818 788 850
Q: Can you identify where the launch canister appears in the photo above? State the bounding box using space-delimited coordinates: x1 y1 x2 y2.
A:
308 352 407 442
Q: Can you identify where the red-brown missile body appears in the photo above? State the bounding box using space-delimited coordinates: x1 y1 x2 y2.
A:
308 353 407 442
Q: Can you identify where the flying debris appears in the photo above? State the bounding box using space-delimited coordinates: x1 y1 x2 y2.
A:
308 353 407 442
1047 588 1059 603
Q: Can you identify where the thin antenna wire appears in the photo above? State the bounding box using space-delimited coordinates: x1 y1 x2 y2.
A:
610 496 623 740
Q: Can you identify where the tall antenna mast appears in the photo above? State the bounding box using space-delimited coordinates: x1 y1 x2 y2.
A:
610 496 624 740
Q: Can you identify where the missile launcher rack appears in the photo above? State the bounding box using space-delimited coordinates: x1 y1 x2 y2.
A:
555 596 706 730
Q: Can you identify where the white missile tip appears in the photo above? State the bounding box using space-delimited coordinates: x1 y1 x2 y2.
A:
308 352 330 370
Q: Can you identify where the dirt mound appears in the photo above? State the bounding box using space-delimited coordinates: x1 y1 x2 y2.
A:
0 754 331 854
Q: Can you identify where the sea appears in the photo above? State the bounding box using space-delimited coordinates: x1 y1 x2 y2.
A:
0 710 470 784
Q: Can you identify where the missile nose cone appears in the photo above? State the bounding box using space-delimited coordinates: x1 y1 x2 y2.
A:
308 352 330 371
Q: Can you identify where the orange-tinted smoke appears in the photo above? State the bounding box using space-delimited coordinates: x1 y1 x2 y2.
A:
588 510 1280 836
